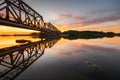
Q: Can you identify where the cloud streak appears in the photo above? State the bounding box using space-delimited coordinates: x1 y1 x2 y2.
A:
55 11 120 28
82 15 120 26
74 15 86 20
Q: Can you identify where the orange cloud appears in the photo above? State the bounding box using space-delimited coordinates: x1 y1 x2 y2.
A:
83 16 120 25
56 13 85 21
53 12 120 32
55 21 120 32
74 15 86 19
59 13 72 17
102 26 120 33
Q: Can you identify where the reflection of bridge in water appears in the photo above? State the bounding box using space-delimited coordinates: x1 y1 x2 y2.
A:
0 38 60 80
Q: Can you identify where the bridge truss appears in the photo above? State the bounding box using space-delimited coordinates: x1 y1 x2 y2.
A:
0 0 60 32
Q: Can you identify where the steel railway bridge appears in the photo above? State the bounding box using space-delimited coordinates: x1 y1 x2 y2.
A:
0 0 61 34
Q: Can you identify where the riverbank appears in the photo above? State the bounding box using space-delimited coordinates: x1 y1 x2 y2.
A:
62 30 120 40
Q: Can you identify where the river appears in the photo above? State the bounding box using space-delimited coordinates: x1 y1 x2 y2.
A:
0 36 120 80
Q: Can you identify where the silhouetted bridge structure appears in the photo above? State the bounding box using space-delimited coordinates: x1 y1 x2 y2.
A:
0 38 60 80
0 0 61 34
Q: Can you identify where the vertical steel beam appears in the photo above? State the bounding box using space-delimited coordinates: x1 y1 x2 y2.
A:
34 12 36 26
19 0 22 23
5 0 9 20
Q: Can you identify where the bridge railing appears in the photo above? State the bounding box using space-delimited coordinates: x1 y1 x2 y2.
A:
44 23 61 32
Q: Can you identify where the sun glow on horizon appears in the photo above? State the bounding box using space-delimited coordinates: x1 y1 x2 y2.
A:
0 25 40 34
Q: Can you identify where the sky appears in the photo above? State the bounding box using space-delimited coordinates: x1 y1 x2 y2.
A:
0 0 120 34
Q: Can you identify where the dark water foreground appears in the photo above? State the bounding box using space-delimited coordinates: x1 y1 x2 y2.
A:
0 36 120 80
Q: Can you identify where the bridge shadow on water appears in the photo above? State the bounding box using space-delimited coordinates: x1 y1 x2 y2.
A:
0 37 60 80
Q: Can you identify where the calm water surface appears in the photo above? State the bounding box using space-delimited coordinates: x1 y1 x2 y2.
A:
0 36 120 80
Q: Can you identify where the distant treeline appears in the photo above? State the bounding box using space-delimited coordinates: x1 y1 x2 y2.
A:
62 30 120 40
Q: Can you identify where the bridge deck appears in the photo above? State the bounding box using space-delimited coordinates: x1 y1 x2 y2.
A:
0 19 43 31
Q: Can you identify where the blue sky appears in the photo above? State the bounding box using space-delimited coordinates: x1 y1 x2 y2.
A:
1 0 120 33
24 0 120 19
9 0 120 32
0 0 119 34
